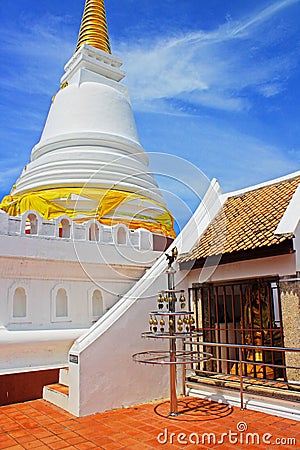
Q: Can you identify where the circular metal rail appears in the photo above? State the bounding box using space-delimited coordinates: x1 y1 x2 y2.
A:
132 349 212 365
150 311 194 316
141 331 203 339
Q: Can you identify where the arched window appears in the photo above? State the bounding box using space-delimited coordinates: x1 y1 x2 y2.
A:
117 227 127 245
59 219 71 238
25 213 38 235
92 290 103 319
13 287 27 318
56 288 68 318
51 286 70 322
89 223 100 241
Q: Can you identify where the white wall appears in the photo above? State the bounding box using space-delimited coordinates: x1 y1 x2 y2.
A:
69 277 170 416
183 253 297 286
0 239 154 330
294 222 300 272
0 212 165 373
0 329 85 373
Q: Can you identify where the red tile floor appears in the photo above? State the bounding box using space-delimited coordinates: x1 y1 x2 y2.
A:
0 397 299 449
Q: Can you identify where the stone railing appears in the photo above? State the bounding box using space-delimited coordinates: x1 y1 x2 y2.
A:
0 210 154 251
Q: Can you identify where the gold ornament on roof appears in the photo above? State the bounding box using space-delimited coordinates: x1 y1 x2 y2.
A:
76 0 111 54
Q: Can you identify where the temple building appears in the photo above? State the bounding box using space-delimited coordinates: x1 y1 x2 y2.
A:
0 0 299 421
179 173 300 419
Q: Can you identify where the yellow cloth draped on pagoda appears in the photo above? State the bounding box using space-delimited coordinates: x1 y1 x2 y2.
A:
0 188 175 238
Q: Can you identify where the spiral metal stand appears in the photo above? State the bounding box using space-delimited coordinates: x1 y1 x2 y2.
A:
132 248 212 417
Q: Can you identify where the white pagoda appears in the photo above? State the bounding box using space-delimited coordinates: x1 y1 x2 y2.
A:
0 0 174 239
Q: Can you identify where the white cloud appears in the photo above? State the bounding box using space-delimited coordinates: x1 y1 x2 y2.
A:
0 13 74 96
116 0 299 114
1 1 298 112
184 122 297 192
257 83 284 98
0 164 22 190
140 111 297 193
230 0 300 36
147 122 297 227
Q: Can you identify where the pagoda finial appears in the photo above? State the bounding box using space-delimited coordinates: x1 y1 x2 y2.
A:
75 0 111 54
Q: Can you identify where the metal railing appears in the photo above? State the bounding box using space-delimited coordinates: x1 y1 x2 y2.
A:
183 340 300 410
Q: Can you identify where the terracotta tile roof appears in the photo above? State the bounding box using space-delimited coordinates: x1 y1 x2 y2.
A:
180 175 300 263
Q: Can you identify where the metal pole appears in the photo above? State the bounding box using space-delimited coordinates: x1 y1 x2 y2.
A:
181 345 187 397
239 348 244 410
168 268 178 416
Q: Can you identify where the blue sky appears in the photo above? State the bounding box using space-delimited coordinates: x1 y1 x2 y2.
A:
0 0 299 229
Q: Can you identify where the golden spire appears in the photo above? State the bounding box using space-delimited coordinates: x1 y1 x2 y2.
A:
75 0 111 54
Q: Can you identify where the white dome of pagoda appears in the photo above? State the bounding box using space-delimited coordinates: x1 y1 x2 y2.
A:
39 82 140 146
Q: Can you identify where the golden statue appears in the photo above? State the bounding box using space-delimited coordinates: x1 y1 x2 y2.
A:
232 282 282 379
